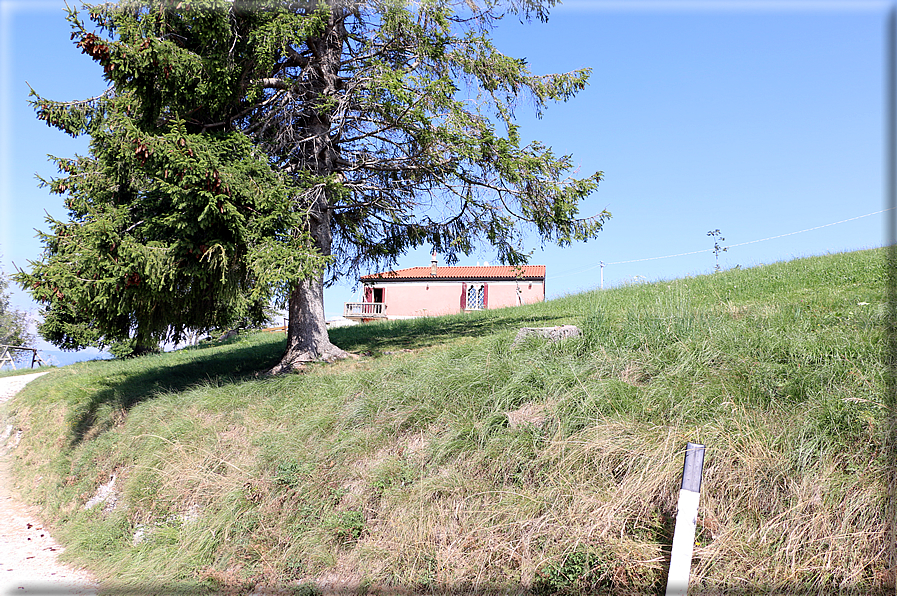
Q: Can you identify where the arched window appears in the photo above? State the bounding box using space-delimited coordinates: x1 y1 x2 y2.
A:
467 284 485 310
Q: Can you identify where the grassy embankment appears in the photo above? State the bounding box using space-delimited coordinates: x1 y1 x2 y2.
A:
0 248 888 594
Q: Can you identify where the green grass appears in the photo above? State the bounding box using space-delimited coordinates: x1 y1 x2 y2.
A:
0 365 56 378
1 248 889 595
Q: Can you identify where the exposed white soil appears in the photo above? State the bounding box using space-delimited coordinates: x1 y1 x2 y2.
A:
0 372 100 595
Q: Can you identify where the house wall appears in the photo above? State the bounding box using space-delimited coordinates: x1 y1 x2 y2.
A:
365 280 545 318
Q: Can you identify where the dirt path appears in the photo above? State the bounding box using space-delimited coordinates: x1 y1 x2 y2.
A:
0 372 100 595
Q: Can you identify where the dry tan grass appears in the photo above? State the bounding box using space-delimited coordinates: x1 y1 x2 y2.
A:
619 362 651 387
505 403 550 429
284 413 888 594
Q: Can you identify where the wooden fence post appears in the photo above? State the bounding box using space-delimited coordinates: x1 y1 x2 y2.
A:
0 345 47 369
0 346 15 370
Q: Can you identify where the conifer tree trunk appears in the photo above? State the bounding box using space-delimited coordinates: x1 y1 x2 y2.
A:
278 277 347 370
270 205 348 374
270 10 350 373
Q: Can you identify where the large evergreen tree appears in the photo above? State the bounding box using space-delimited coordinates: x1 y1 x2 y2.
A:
20 0 609 370
18 3 326 355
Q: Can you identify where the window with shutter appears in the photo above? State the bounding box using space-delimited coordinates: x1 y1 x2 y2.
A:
465 284 485 310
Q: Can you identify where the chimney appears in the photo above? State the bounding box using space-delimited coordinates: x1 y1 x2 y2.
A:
430 253 438 276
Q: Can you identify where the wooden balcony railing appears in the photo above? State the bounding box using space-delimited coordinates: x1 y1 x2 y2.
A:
344 302 386 318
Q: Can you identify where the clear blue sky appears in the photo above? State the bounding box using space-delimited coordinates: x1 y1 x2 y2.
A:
0 0 891 364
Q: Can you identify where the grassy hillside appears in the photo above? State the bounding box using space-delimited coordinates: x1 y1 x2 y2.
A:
1 249 888 595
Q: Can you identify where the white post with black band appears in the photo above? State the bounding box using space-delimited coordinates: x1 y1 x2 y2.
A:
665 442 706 596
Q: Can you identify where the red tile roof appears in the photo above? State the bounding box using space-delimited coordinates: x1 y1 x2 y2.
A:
361 265 545 282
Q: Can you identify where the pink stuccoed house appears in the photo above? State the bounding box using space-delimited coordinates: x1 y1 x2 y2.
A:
344 255 546 322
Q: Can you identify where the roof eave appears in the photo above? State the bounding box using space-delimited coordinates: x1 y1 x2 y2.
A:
360 275 545 282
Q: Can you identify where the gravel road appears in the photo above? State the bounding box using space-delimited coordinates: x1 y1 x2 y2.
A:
0 372 100 595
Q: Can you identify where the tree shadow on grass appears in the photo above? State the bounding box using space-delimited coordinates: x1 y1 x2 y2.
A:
66 337 284 448
330 309 572 355
65 305 576 448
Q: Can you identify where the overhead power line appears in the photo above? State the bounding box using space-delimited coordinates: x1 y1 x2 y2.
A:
724 209 890 249
547 207 893 280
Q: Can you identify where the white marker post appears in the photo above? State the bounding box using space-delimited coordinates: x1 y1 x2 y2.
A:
665 442 706 596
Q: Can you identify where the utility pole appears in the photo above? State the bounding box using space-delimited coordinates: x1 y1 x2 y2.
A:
600 261 605 290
